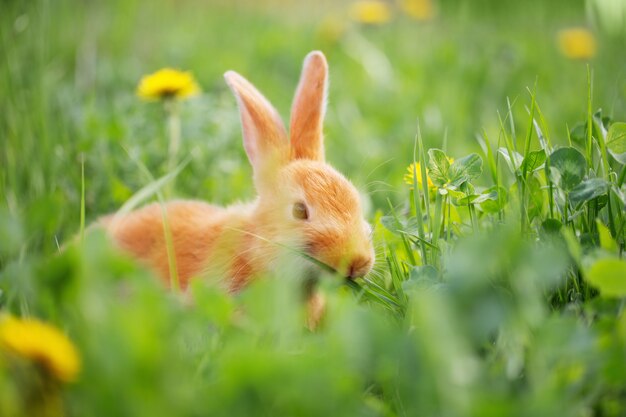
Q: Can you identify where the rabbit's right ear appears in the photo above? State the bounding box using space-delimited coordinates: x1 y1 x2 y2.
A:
224 71 288 178
289 51 328 162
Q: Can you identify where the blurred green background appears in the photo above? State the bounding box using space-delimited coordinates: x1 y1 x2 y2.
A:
2 1 626 416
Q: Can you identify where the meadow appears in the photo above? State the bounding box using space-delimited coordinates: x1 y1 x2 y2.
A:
1 0 626 415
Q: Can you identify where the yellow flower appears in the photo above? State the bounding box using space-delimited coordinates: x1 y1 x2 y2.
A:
400 0 435 21
557 28 597 60
349 1 392 25
404 162 434 188
0 316 80 382
137 68 200 100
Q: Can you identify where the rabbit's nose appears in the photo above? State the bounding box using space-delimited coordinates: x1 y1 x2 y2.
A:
347 255 373 279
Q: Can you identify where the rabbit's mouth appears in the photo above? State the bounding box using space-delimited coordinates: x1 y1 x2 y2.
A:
299 250 359 283
301 241 372 280
299 243 338 274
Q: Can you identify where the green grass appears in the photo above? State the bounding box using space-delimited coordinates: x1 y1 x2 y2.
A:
2 0 626 416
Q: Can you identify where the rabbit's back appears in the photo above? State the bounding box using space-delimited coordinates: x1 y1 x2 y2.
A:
103 201 227 288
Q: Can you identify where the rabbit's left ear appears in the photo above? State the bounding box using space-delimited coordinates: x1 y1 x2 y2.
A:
289 51 328 162
224 70 288 176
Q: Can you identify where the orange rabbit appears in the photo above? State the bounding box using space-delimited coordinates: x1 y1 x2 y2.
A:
102 51 374 325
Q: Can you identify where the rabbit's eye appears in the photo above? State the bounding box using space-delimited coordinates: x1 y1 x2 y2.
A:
292 202 309 220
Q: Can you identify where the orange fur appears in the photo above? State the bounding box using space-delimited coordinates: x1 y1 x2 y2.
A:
99 51 375 326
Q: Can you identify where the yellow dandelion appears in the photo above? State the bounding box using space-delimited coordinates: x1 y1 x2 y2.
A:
137 68 200 100
349 1 392 25
317 15 348 44
557 28 597 60
0 316 80 383
401 0 435 21
404 162 434 188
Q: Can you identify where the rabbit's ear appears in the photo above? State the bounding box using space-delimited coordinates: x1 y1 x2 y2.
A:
289 51 328 162
224 71 288 173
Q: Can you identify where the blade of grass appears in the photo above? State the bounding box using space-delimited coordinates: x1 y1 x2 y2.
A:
476 131 497 185
411 126 428 264
566 123 573 147
387 199 417 266
416 120 431 238
114 155 191 218
386 248 408 306
534 101 553 151
522 81 538 178
507 96 518 150
79 154 85 242
399 232 440 251
519 84 538 234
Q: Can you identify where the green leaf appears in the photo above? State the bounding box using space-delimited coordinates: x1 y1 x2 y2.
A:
477 186 508 213
471 191 496 204
455 194 480 205
403 265 441 292
548 147 587 191
446 188 467 201
569 178 610 207
380 215 402 235
569 122 586 146
586 259 626 297
561 227 582 264
526 175 544 221
380 215 420 236
427 149 450 187
449 153 483 187
606 122 626 164
596 219 617 252
521 149 546 174
541 218 563 236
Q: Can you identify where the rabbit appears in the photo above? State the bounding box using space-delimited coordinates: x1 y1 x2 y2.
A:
101 51 375 327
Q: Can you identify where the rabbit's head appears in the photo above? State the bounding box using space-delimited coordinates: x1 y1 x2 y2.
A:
225 51 374 279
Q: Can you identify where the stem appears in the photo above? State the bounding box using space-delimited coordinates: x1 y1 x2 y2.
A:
164 99 182 289
160 202 180 292
432 191 443 247
121 147 184 293
446 195 452 242
468 201 478 235
165 98 181 196
586 65 593 170
441 194 447 239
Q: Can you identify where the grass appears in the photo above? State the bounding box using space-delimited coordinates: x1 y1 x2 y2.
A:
1 0 626 416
